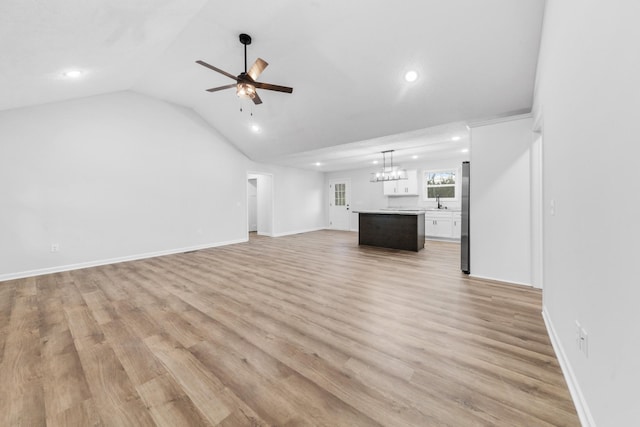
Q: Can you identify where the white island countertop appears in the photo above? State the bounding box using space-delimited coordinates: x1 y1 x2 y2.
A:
354 208 462 214
353 209 426 215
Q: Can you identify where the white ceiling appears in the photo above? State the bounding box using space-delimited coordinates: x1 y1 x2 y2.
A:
274 122 471 172
0 0 544 171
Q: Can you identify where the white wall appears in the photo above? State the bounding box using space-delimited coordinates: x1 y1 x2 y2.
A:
0 91 250 279
534 1 640 425
0 91 326 280
249 163 325 237
470 117 532 286
325 155 469 231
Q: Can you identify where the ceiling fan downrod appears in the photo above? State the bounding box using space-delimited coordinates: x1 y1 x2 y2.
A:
239 33 252 74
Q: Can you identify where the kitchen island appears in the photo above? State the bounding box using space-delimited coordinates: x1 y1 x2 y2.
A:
355 210 425 252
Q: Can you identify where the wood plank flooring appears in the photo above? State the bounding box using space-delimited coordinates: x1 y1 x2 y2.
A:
0 230 580 426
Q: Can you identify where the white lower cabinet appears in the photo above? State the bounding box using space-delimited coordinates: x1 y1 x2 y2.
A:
425 211 461 239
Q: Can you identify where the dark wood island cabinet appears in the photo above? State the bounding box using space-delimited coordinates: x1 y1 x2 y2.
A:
356 210 425 252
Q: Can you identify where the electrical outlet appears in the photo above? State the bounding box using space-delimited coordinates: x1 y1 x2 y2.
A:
50 243 59 253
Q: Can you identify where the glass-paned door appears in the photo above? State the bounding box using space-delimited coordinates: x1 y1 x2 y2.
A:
329 180 350 230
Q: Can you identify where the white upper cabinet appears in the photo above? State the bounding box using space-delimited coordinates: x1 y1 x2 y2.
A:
383 180 398 195
383 170 418 196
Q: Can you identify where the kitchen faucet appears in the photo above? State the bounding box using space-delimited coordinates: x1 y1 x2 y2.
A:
436 195 443 209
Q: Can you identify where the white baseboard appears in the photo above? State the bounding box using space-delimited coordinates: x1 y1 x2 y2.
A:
271 227 325 237
542 306 595 427
469 273 533 288
322 227 356 232
0 238 248 282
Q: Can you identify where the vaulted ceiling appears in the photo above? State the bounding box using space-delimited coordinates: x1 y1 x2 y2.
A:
0 0 544 170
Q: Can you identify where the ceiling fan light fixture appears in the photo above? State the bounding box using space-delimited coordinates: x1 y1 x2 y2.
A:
197 33 292 106
237 83 256 99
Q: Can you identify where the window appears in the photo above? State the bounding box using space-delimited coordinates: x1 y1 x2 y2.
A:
424 169 457 200
334 183 346 206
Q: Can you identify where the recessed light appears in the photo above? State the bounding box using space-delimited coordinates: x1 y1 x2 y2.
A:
250 124 261 133
404 70 418 82
63 69 83 78
372 160 379 165
461 148 469 153
412 155 418 159
315 162 321 166
452 136 461 141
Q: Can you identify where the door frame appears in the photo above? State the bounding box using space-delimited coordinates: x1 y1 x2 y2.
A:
247 177 258 232
247 171 275 237
328 178 351 231
531 128 544 289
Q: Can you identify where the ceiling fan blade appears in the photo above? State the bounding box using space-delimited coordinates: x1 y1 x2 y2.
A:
252 81 293 93
206 83 237 93
252 92 263 105
247 58 268 81
196 60 237 81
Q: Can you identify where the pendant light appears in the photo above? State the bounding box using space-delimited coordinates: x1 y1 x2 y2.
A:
370 150 408 182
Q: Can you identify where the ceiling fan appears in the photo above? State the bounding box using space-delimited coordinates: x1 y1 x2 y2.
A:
196 33 293 105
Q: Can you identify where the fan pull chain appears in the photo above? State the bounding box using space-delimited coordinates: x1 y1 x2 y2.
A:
238 98 256 116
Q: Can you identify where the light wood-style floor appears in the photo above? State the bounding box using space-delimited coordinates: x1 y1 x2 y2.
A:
0 230 579 426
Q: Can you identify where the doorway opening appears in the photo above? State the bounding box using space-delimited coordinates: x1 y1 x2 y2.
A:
248 178 258 233
247 172 274 237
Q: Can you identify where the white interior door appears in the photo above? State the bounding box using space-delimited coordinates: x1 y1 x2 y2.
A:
329 179 350 230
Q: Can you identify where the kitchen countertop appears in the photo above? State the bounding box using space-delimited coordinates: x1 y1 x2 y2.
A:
354 208 461 214
353 209 426 215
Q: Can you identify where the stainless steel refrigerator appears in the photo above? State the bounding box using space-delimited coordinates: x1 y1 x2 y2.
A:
461 161 470 274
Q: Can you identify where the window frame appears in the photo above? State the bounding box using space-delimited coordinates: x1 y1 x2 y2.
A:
423 168 459 201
